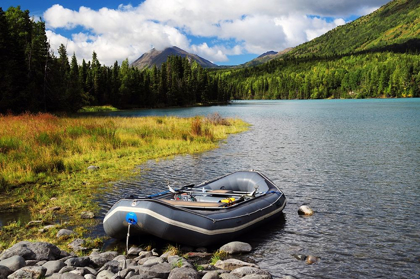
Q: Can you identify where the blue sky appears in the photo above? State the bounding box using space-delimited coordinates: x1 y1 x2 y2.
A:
2 0 389 66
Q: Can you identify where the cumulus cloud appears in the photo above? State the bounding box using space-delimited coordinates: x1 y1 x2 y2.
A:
43 0 388 65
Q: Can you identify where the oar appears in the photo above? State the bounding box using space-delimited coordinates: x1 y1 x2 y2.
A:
168 185 262 197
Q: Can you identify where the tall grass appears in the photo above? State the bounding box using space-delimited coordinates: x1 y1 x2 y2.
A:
0 112 248 204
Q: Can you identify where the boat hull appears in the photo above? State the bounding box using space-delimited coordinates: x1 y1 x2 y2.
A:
103 171 287 246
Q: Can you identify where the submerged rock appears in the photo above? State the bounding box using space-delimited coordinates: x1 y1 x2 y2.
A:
298 205 314 216
305 255 320 265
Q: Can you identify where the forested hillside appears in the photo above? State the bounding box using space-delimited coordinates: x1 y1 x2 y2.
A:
1 0 419 114
0 7 228 113
212 0 420 100
290 0 420 57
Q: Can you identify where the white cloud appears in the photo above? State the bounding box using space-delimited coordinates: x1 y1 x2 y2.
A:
43 0 388 66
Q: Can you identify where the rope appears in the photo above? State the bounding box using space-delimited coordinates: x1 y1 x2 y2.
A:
126 223 131 255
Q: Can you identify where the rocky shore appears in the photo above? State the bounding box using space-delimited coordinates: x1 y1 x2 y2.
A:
0 240 276 279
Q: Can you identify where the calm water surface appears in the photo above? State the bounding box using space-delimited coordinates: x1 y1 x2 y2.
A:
97 99 420 278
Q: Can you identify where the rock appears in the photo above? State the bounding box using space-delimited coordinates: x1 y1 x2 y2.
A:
57 229 76 238
202 271 220 279
0 255 26 272
282 276 297 279
292 254 306 261
7 265 47 279
96 270 115 279
242 274 272 279
230 267 271 278
0 241 62 261
97 260 121 274
84 274 96 279
39 225 57 233
59 266 75 274
80 211 95 219
305 255 319 265
40 207 61 214
0 265 11 278
168 267 199 279
65 257 91 267
70 267 86 276
137 251 153 259
26 220 43 228
89 251 118 267
220 274 240 279
195 247 207 253
298 205 314 216
137 262 171 278
219 241 252 254
60 273 85 279
127 246 143 256
215 259 259 271
167 255 193 268
42 260 66 276
68 239 88 252
87 166 100 172
0 242 34 260
141 257 165 267
184 252 213 261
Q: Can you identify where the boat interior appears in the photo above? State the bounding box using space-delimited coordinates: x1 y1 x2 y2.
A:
159 171 273 209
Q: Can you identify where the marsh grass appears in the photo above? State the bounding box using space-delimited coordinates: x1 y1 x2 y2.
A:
0 112 248 247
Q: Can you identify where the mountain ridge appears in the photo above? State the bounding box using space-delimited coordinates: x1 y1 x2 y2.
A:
131 46 217 69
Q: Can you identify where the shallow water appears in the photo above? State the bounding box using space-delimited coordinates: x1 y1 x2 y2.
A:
40 99 420 278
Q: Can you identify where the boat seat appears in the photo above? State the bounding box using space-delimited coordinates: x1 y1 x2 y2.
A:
161 199 225 208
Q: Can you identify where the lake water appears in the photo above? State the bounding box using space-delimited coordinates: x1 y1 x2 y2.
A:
97 99 419 278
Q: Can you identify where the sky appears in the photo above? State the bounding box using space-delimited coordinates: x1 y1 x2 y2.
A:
2 0 390 66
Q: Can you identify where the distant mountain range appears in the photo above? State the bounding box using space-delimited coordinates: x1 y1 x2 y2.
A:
131 46 217 69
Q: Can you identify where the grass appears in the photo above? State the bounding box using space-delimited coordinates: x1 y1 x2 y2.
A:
77 105 119 113
0 112 249 249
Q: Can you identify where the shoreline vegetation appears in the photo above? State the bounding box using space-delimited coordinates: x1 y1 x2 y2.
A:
0 112 249 250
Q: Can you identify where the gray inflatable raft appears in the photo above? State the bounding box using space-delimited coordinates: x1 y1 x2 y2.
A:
103 170 286 247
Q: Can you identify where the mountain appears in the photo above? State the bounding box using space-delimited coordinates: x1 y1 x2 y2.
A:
289 0 420 58
131 46 217 69
243 48 294 67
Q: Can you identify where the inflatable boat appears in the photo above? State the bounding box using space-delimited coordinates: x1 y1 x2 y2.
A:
103 170 286 246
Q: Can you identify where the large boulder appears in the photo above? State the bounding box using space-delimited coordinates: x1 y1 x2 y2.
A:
0 242 62 261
